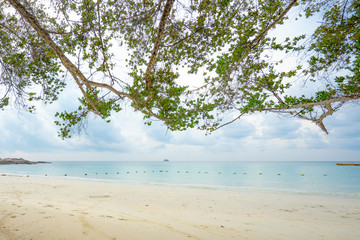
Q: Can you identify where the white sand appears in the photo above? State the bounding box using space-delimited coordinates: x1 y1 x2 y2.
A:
0 175 359 240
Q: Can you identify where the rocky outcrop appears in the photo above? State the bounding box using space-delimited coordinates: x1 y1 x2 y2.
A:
0 158 50 165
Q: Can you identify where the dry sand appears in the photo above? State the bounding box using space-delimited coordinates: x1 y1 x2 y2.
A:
0 175 359 240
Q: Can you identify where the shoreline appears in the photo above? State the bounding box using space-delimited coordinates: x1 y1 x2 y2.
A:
1 173 360 198
1 175 360 240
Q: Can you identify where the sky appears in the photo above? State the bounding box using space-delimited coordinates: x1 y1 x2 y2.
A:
1 2 360 162
1 81 359 162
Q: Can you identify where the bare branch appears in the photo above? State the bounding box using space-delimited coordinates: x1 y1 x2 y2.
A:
45 29 72 35
264 95 360 111
212 113 245 132
314 103 335 134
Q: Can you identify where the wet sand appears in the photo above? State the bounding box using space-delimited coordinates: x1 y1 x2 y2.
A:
1 175 359 240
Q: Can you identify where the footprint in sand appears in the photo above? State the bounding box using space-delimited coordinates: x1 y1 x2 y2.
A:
89 195 110 199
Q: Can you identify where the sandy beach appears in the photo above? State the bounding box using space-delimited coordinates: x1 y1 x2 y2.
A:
0 175 359 240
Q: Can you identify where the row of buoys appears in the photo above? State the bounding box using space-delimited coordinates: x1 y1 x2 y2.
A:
0 172 329 178
0 172 328 177
52 172 328 176
0 173 30 177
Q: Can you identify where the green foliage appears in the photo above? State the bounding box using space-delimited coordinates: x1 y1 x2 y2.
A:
1 0 359 137
0 0 66 111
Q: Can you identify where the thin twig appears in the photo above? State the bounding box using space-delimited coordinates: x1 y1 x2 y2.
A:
212 113 245 131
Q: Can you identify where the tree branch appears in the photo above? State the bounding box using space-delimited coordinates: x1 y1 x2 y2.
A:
314 103 333 134
264 95 360 111
144 0 175 89
212 113 245 132
45 29 72 35
8 0 100 115
86 80 138 109
226 0 297 78
118 0 164 22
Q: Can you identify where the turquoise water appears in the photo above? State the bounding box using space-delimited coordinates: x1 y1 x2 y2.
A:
1 161 360 196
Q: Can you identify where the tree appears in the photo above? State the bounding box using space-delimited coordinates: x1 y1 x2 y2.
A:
1 0 359 138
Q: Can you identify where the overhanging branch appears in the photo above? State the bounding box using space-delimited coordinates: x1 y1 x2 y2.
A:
264 95 360 111
144 0 175 89
8 0 100 115
226 0 297 79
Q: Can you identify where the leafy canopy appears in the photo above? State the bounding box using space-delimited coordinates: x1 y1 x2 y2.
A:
1 0 359 138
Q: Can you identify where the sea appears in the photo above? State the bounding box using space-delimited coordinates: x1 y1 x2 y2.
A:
1 161 360 197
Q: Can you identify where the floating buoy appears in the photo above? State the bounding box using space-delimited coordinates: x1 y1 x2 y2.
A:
1 174 5 176
127 171 129 174
243 172 247 175
166 170 168 172
85 173 87 176
64 174 67 176
301 174 304 176
144 171 146 173
233 172 237 174
205 171 208 174
259 173 262 175
160 170 163 172
45 174 47 176
96 173 98 175
177 171 180 173
186 171 189 173
277 173 281 175
117 172 119 174
136 171 138 173
218 172 222 174
26 175 29 177
198 171 201 173
105 172 108 175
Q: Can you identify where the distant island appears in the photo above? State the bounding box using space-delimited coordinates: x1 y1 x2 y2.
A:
0 158 51 165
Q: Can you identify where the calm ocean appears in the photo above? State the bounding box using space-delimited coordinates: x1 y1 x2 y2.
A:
1 161 360 196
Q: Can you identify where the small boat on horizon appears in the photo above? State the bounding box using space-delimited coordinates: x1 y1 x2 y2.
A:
163 159 169 162
336 163 360 166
